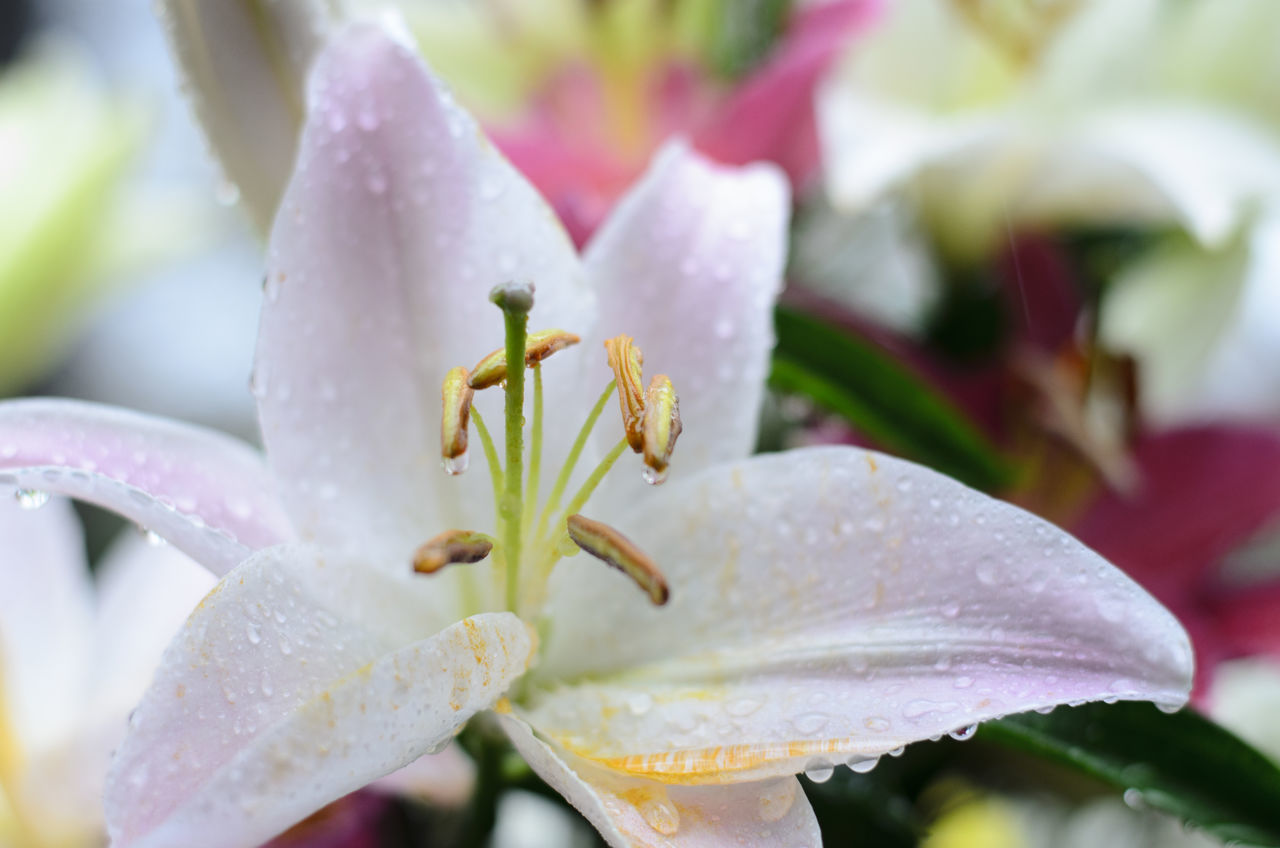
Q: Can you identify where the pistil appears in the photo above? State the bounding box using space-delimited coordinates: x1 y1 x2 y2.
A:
489 282 534 612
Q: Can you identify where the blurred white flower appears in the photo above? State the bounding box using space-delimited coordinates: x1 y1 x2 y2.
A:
0 493 213 847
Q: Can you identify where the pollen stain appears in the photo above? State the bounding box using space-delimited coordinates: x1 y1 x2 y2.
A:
865 453 878 473
175 684 186 698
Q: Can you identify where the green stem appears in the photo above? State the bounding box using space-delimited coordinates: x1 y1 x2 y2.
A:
522 366 544 537
533 380 616 549
470 407 504 529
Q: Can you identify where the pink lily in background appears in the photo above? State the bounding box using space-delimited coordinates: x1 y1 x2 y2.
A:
438 0 880 245
0 23 1192 848
0 492 212 847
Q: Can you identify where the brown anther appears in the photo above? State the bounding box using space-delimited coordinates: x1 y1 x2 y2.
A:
412 530 493 575
604 335 645 452
565 514 669 605
468 329 581 389
642 374 681 480
441 366 474 464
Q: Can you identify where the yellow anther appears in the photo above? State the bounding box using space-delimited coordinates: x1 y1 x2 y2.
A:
604 335 645 452
412 530 494 575
441 366 475 474
642 374 681 484
468 329 581 390
565 514 669 606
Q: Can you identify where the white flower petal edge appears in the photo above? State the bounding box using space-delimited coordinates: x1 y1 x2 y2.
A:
500 714 822 848
105 545 533 848
259 22 593 560
530 447 1192 782
584 141 789 481
0 399 292 576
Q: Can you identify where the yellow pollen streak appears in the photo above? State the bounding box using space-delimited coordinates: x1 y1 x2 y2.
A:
574 737 871 785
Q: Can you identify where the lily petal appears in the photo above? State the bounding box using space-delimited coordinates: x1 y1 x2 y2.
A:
157 0 344 233
260 23 593 559
533 447 1191 783
499 713 820 848
0 494 92 754
105 544 532 848
0 399 291 576
585 143 788 480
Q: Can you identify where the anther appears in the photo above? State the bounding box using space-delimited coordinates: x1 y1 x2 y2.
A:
565 514 669 605
604 335 645 452
412 530 494 575
441 366 474 474
641 374 681 485
468 329 581 390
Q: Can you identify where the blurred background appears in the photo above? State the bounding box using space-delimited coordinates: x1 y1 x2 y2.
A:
3 0 1280 846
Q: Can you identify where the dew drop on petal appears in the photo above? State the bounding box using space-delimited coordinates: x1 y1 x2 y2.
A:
635 788 679 836
803 761 835 784
849 756 879 773
757 779 797 823
136 525 165 546
442 453 469 475
949 724 978 741
14 489 49 510
246 622 262 645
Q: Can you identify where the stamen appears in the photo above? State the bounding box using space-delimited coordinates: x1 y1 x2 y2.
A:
469 406 504 525
566 514 670 605
440 366 475 475
533 379 616 548
604 335 645 452
413 530 494 574
641 374 681 485
468 329 581 390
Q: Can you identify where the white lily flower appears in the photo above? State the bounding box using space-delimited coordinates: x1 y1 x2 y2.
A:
816 0 1280 425
0 24 1191 847
0 493 214 847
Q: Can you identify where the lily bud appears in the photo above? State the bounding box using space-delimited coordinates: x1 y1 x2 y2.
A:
565 514 669 606
157 0 346 234
641 375 681 484
468 329 581 390
604 335 645 452
412 529 493 574
440 366 474 474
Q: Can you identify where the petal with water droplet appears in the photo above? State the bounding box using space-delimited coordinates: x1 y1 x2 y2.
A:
499 713 820 848
105 545 532 848
0 399 292 575
585 143 788 497
533 446 1192 782
260 24 593 560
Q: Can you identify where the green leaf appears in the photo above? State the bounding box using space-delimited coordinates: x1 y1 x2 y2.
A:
703 0 792 80
983 702 1280 846
770 306 1016 491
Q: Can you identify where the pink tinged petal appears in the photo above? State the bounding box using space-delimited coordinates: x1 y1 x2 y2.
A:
105 545 533 848
0 399 292 576
534 447 1192 783
499 714 821 848
696 0 880 186
261 23 593 558
0 493 93 750
585 143 789 481
371 745 475 807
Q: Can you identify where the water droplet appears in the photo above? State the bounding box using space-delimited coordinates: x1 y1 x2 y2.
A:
949 724 978 741
757 779 796 822
803 761 835 783
326 110 347 133
713 316 734 339
791 712 829 736
214 179 240 206
887 746 906 758
357 108 379 131
895 477 913 492
940 601 961 618
953 676 974 689
1122 788 1144 809
136 526 165 546
245 623 262 645
726 697 764 717
635 788 679 835
641 466 668 486
626 693 653 715
849 756 879 773
14 489 49 510
864 716 891 732
442 453 469 475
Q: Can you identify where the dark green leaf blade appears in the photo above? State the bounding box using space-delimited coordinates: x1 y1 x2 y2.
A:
770 306 1015 491
983 702 1280 846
